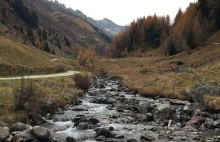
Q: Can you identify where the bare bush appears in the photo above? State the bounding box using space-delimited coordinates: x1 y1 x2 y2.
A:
73 74 91 92
13 78 46 112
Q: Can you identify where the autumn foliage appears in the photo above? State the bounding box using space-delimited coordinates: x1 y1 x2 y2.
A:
111 0 220 57
75 45 96 67
112 15 170 57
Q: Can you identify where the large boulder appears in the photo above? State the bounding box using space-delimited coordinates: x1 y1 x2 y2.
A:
29 114 47 125
106 98 115 104
10 123 28 132
88 118 100 125
153 103 172 123
77 122 89 130
0 127 10 141
12 131 35 142
115 105 125 112
66 136 77 142
31 126 54 141
95 127 114 138
138 100 153 113
204 118 214 129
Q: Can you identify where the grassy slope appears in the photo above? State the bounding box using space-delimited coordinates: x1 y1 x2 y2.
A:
0 36 56 67
95 31 220 109
0 76 83 125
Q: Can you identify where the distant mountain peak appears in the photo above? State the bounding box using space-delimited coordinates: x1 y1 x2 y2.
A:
96 18 125 35
72 10 125 35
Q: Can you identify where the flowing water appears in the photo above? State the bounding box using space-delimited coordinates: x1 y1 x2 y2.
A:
45 77 220 142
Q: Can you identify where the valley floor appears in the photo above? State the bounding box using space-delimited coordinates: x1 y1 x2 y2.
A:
94 31 220 110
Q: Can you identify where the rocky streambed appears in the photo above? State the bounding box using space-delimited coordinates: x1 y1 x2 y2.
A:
1 77 220 142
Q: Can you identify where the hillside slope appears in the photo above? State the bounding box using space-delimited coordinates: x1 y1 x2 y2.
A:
0 0 111 57
0 36 55 67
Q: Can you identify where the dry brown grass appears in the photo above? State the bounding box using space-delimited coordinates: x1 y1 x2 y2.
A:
94 31 220 109
0 76 83 125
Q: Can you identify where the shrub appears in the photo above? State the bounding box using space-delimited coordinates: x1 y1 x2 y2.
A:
98 68 107 77
191 82 220 107
175 66 194 73
73 74 91 92
13 78 46 112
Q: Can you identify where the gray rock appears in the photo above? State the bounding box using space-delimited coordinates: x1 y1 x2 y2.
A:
213 119 220 128
138 100 152 113
95 128 111 138
30 114 47 125
169 99 190 105
153 103 172 123
106 98 115 104
66 136 77 142
172 131 186 136
88 118 100 125
114 134 124 139
127 138 138 142
72 106 88 111
0 127 10 141
31 126 53 140
115 105 125 112
204 118 214 129
77 122 89 130
96 135 106 141
11 123 28 132
140 133 155 141
12 131 35 141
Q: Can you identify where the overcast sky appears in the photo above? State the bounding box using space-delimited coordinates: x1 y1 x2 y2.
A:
57 0 198 26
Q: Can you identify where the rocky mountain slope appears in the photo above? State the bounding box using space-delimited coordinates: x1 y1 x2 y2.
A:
96 18 125 35
71 9 125 36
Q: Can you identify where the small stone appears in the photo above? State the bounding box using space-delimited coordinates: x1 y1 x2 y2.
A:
96 135 106 141
140 133 155 141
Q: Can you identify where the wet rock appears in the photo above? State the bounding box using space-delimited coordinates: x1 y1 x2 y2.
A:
43 123 67 132
96 135 106 141
106 138 126 142
115 105 125 112
169 99 190 105
77 122 89 130
88 118 100 125
72 115 86 123
66 136 77 142
106 98 116 104
29 114 47 125
183 125 198 132
213 119 220 128
204 118 214 129
11 123 28 132
72 106 88 111
12 131 35 142
153 103 172 123
138 101 153 113
114 134 124 139
127 138 138 142
31 126 54 141
172 131 186 136
140 133 156 141
0 127 10 141
173 136 188 141
95 127 112 138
